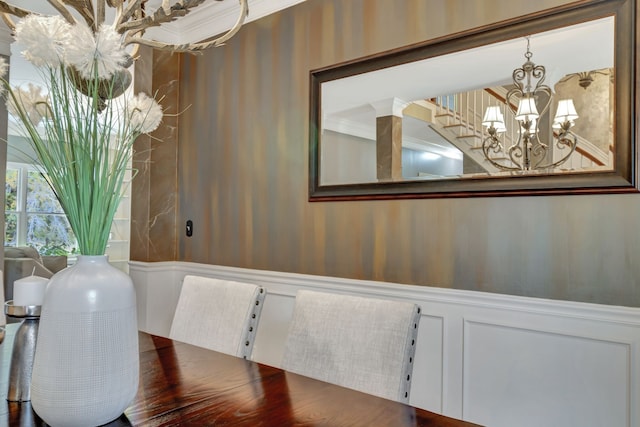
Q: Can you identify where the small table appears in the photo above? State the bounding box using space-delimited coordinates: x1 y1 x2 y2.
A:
0 324 482 426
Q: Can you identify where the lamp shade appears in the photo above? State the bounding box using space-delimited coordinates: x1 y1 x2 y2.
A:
515 96 539 121
553 99 579 124
482 106 506 133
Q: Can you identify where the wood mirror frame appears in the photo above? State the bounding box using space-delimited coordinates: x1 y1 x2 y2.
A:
308 0 637 201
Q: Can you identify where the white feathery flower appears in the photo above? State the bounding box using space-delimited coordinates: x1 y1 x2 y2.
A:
127 92 163 134
65 23 128 80
7 83 49 126
15 15 70 68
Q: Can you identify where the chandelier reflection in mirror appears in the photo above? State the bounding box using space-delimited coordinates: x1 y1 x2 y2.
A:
482 37 579 171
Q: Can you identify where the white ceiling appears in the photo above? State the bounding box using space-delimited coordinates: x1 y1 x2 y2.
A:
323 16 614 117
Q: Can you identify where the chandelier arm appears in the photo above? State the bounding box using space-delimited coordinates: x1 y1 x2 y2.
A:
117 0 207 33
96 0 105 28
512 68 526 87
123 34 196 52
535 130 578 170
123 33 209 52
531 140 549 155
482 132 503 154
128 43 140 60
530 140 550 169
505 87 523 115
45 0 77 25
115 0 143 29
124 0 249 52
507 143 525 170
535 86 553 118
0 2 31 19
1 12 15 31
532 64 546 82
556 132 578 157
60 1 95 28
201 0 249 47
482 131 522 171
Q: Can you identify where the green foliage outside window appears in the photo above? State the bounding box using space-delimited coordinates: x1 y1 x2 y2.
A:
5 169 17 245
5 164 78 255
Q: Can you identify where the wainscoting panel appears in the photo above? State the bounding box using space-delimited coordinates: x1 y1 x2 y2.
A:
414 314 445 414
129 261 640 426
463 319 631 427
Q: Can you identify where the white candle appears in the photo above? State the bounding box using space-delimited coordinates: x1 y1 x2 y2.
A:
13 275 49 307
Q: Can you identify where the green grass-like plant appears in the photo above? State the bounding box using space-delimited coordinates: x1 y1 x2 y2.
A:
5 66 139 255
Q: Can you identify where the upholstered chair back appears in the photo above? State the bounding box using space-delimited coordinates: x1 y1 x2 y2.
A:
281 290 421 403
170 275 265 359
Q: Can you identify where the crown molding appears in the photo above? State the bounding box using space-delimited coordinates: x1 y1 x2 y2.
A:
144 0 307 45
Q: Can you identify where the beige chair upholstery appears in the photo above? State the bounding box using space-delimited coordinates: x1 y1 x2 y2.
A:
281 290 421 403
169 275 265 359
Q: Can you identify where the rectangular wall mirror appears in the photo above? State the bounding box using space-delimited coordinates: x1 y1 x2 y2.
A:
309 0 637 201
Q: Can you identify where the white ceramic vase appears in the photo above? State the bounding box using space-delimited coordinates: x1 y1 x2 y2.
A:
30 255 139 427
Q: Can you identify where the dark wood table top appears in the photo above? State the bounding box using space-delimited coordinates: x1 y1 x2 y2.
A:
0 324 481 426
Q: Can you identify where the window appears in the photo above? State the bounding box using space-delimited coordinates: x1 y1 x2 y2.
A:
5 162 77 255
5 167 17 247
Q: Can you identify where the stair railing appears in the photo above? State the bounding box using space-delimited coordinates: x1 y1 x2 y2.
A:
434 88 518 150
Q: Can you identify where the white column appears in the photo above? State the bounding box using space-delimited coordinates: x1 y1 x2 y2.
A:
370 98 410 181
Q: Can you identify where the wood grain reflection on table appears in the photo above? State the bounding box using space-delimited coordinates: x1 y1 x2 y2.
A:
0 326 481 426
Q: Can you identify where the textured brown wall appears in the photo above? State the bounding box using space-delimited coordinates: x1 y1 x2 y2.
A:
134 0 640 307
555 71 613 153
131 47 180 261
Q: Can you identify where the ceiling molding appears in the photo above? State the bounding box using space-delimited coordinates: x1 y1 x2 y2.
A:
145 0 307 45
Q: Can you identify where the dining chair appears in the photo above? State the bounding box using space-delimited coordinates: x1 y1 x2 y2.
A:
169 275 265 359
281 289 421 403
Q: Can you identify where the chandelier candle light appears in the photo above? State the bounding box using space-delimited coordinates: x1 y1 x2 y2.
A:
481 37 580 171
0 1 249 426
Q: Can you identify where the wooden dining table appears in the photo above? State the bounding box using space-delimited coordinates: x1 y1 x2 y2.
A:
0 324 481 426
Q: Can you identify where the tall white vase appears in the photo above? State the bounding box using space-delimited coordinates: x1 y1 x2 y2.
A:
30 255 139 427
